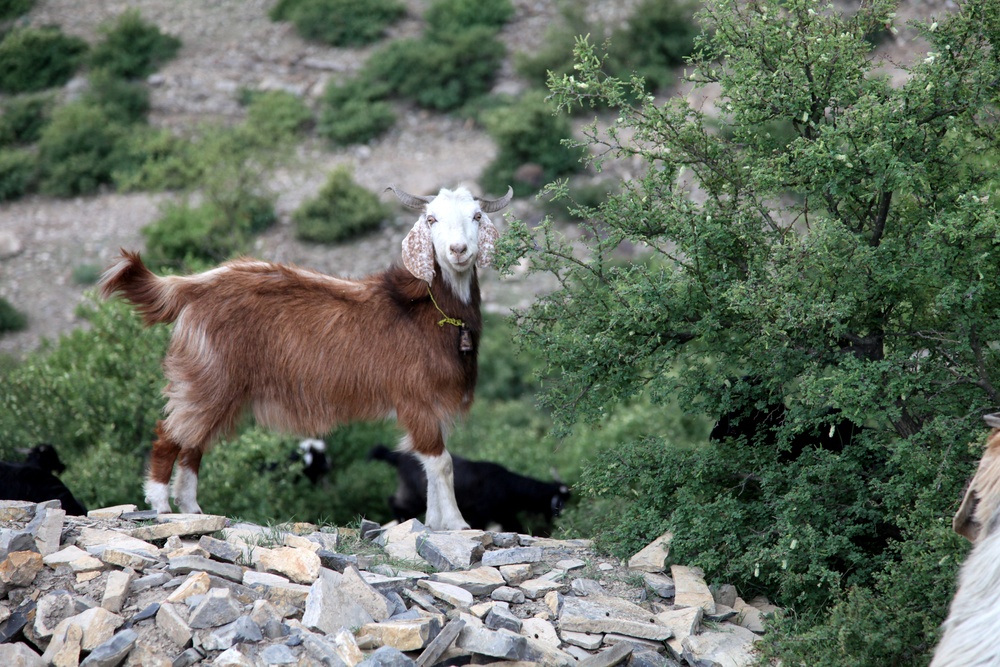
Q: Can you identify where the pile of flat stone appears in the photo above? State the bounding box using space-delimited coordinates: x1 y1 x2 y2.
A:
0 500 778 667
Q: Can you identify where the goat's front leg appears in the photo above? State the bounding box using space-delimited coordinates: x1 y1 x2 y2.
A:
416 449 469 531
147 420 180 514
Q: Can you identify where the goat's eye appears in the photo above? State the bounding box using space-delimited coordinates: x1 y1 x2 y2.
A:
426 215 437 225
473 211 482 221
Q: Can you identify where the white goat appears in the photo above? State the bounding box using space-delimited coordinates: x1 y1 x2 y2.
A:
930 413 1000 666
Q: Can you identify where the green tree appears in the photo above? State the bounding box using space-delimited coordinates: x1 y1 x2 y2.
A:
495 0 1000 664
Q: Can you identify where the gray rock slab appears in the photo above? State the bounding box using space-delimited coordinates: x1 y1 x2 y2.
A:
128 514 227 541
559 595 672 641
628 531 673 573
302 568 374 635
156 602 192 648
520 577 565 599
670 565 715 614
578 641 634 667
416 618 464 667
572 578 607 596
456 624 528 661
561 629 604 650
481 547 543 567
0 642 44 667
643 572 675 599
713 584 738 608
198 536 243 563
318 550 358 573
131 571 172 593
431 566 505 596
416 533 483 572
357 645 416 667
417 580 474 609
485 602 522 633
79 628 138 667
188 588 243 629
681 623 759 667
168 556 245 583
491 585 526 603
32 507 65 556
341 565 393 622
260 643 298 665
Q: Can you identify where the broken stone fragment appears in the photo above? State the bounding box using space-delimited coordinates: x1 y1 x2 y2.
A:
670 565 716 614
417 580 474 610
415 532 483 571
254 546 321 585
558 595 672 641
681 623 759 667
628 531 673 573
0 551 43 590
519 577 564 599
430 566 505 596
361 615 441 651
302 568 374 635
481 546 543 567
187 588 243 629
128 514 227 541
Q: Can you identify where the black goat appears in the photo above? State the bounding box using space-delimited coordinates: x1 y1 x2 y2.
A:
710 402 861 462
368 445 570 535
297 438 331 485
1 444 87 515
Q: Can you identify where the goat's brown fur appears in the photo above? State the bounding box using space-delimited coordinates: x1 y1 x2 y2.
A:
100 250 482 494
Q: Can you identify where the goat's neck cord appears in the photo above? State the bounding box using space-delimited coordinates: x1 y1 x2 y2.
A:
427 285 465 328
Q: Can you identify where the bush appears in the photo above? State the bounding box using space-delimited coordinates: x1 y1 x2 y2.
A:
83 69 151 124
0 93 54 146
0 0 34 21
111 127 201 192
317 78 396 146
293 168 389 244
88 9 181 79
244 90 313 139
479 91 585 194
363 26 504 111
0 147 35 201
496 1 1000 663
424 0 514 35
36 102 128 197
143 196 274 269
605 0 699 92
0 26 88 93
275 0 406 47
0 296 27 333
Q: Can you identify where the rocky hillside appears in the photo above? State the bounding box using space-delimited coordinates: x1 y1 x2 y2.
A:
0 0 950 358
1 499 769 667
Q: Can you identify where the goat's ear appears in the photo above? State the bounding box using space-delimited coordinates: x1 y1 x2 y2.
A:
476 217 500 269
953 481 980 542
402 217 435 284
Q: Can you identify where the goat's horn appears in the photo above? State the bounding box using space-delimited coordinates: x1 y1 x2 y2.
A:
386 185 434 209
984 412 1000 428
477 186 514 213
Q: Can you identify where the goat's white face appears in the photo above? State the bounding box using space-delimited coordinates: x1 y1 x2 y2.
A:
399 186 503 302
425 188 486 275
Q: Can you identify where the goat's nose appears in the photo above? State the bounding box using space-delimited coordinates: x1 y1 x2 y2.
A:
450 243 468 256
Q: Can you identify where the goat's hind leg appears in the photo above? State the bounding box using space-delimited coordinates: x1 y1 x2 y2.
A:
174 447 204 514
147 420 181 514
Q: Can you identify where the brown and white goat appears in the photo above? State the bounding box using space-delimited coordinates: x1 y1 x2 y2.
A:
99 185 512 530
930 413 1000 667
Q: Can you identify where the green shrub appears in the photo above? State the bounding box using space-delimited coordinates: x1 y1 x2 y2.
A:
36 102 128 197
318 78 396 146
0 147 35 201
605 0 699 92
0 0 34 21
293 167 389 244
244 90 313 139
277 0 406 47
71 263 103 286
363 26 504 111
514 3 588 89
111 127 200 192
142 196 274 269
0 93 54 146
0 26 88 93
83 69 151 124
88 9 181 79
479 91 585 194
0 296 27 333
424 0 514 35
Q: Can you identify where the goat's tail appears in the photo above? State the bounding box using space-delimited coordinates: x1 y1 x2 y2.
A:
367 444 401 467
99 249 184 326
